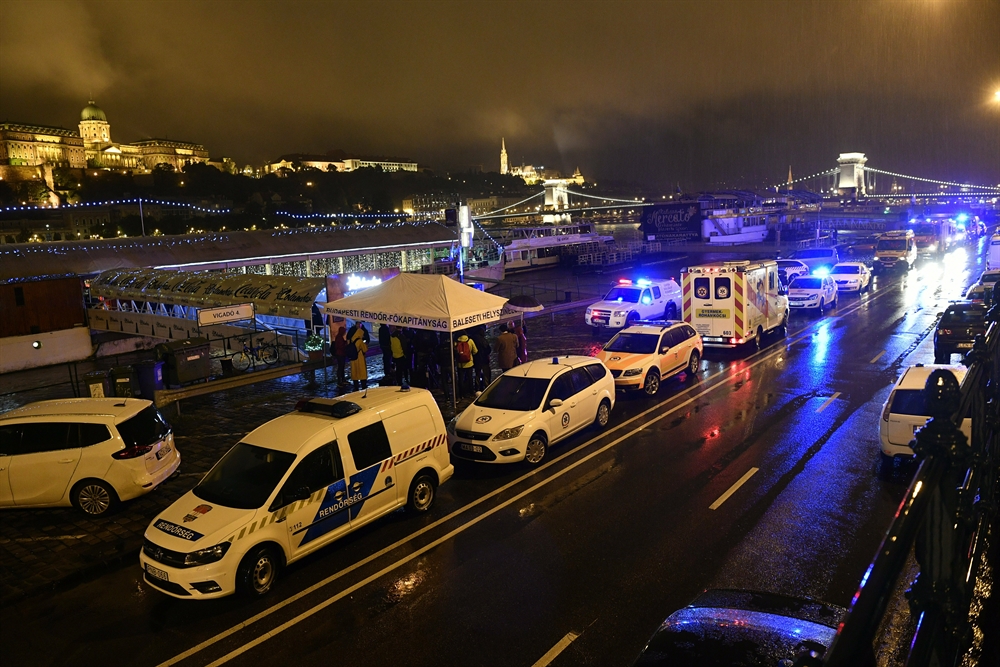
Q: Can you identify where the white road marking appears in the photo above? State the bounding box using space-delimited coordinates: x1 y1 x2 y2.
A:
869 350 886 363
531 632 581 667
815 392 841 413
709 467 759 510
160 282 900 667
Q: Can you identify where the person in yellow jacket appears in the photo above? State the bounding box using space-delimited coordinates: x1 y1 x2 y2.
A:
454 332 478 398
350 324 369 391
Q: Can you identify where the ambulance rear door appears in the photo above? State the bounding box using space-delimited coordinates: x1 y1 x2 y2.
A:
689 272 737 340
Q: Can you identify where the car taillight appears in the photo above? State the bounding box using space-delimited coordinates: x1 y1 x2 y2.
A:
112 444 154 459
882 393 893 422
938 329 951 335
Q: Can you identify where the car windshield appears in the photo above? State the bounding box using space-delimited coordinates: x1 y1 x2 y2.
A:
604 333 660 354
831 265 860 274
789 277 822 290
602 287 641 303
877 239 906 251
474 375 551 411
193 443 296 510
116 405 171 448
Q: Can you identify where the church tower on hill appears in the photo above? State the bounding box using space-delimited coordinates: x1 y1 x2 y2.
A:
500 138 508 175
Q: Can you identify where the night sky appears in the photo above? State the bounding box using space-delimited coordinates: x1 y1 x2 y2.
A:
2 0 998 190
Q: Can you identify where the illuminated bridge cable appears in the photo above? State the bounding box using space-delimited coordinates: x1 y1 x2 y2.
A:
768 168 839 190
563 189 646 205
862 168 999 192
473 191 545 218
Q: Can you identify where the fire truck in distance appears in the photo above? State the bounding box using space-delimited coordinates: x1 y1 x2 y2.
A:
910 216 959 256
681 260 788 349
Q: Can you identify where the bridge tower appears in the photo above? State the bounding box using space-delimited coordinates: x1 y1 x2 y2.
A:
837 152 868 197
543 179 570 210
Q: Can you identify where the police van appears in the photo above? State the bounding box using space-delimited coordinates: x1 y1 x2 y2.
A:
681 260 788 349
139 388 453 599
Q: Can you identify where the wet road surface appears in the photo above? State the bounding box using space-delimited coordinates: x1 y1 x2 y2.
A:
1 242 992 667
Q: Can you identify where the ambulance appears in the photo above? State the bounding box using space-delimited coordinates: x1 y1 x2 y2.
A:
681 260 788 349
139 388 453 599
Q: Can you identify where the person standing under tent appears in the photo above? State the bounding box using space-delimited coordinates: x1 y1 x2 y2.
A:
378 323 393 381
350 323 369 391
333 325 348 386
470 325 491 391
391 327 410 386
495 323 519 371
454 331 478 398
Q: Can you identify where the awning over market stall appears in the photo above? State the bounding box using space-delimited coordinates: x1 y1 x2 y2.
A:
90 268 326 319
323 273 509 333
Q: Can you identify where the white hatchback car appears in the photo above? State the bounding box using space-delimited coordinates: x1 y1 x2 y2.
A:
829 262 872 293
448 356 615 465
0 398 179 516
878 364 971 477
787 275 838 314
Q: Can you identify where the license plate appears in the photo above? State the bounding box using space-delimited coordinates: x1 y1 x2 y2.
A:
146 563 169 581
156 445 172 461
593 318 608 324
460 444 483 453
957 343 973 349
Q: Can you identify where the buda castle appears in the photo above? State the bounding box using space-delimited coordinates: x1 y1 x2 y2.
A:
0 100 209 181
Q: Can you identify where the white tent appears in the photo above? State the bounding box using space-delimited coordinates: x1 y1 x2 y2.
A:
323 273 509 408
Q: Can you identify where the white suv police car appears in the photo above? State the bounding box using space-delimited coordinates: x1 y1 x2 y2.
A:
585 278 682 330
140 388 452 599
448 356 615 465
597 321 703 395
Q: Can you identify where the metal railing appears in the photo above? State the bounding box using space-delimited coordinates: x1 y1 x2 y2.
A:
818 284 1000 666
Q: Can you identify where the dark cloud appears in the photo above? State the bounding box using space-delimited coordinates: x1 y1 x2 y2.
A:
1 0 997 189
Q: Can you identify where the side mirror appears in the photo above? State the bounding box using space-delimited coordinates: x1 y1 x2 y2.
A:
474 390 482 398
660 346 669 354
548 398 563 410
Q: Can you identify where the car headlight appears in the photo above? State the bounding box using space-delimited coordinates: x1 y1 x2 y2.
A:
614 310 628 317
585 308 592 316
183 541 231 566
446 418 457 435
622 368 643 377
492 426 524 441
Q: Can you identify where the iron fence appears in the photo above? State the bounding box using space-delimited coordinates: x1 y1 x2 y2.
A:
817 285 1000 666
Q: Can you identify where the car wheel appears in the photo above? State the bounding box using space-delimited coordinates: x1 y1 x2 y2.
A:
832 294 838 308
594 399 612 429
934 352 948 364
72 479 118 516
237 545 280 598
663 303 678 320
524 433 548 465
407 473 436 513
877 453 894 480
816 298 824 315
687 350 701 377
643 369 660 396
625 312 638 327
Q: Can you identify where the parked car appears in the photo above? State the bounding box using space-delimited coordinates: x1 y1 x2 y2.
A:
597 320 703 395
448 356 614 465
633 589 846 667
787 247 840 273
933 301 988 364
878 364 971 478
776 259 810 286
140 388 453 599
787 275 838 314
829 261 872 293
585 278 683 330
964 283 995 308
0 398 179 516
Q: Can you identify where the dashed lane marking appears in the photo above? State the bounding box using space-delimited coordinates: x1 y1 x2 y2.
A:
531 632 581 667
869 350 886 364
815 392 841 413
709 467 759 510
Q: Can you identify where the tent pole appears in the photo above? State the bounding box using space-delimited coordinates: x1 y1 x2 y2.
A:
450 333 457 413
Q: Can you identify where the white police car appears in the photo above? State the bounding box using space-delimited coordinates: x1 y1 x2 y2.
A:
140 388 452 598
585 278 682 330
448 356 615 465
787 274 838 314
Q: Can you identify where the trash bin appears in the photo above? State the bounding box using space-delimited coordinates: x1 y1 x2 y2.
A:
109 366 139 398
135 360 165 399
84 370 110 398
159 337 212 387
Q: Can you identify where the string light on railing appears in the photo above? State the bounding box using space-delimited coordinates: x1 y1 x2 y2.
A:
0 197 230 214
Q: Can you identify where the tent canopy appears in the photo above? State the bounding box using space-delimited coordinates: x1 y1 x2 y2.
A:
323 273 508 333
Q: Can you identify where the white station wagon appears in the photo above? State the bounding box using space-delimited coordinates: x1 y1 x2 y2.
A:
448 356 615 465
0 398 179 516
140 388 452 599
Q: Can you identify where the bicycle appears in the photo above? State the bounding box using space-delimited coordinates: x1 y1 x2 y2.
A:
230 335 279 371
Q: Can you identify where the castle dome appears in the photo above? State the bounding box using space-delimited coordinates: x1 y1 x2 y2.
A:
81 101 107 122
